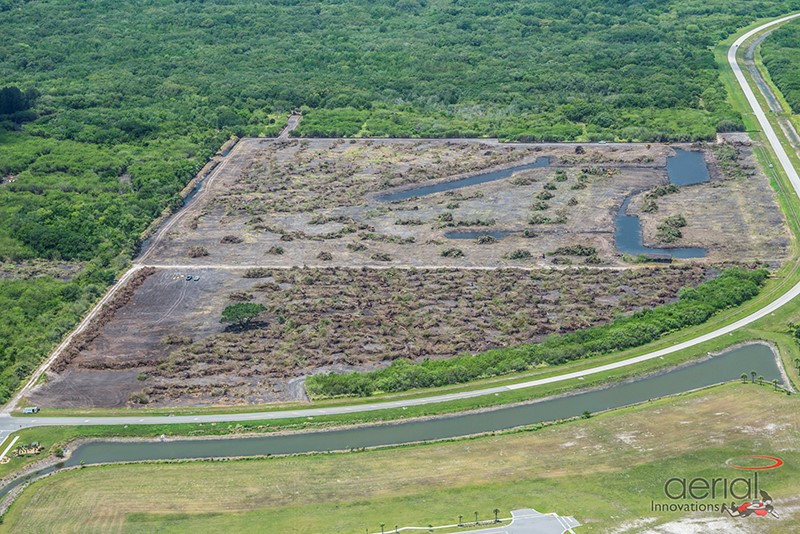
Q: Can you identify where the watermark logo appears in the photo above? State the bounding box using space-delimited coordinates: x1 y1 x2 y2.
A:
650 455 782 519
721 490 778 518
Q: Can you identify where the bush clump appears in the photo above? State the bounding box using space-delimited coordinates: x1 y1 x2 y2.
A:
186 246 209 258
441 248 464 258
505 249 532 260
657 214 687 243
243 268 271 278
220 235 243 244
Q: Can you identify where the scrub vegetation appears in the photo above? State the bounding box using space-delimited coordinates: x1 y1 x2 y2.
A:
307 268 767 397
761 19 800 114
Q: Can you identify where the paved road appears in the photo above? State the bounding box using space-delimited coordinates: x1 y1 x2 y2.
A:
456 509 580 534
2 16 800 436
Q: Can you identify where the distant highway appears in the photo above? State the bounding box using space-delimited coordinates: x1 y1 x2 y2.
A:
2 14 800 436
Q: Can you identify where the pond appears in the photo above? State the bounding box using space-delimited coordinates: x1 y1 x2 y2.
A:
0 343 780 498
615 196 707 259
615 148 710 258
444 230 516 240
666 148 710 186
377 157 551 202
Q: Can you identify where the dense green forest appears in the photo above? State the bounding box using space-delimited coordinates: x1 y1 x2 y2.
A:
307 269 768 398
761 19 800 114
1 0 800 402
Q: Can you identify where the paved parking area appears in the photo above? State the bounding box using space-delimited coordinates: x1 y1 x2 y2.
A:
459 508 580 533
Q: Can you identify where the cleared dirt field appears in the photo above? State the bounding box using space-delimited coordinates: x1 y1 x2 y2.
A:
142 138 786 268
27 138 788 408
29 265 714 407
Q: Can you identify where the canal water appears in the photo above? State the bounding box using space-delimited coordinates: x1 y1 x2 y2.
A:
0 343 780 498
377 157 551 202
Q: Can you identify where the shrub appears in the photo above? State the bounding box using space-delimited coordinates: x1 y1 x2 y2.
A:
441 248 464 258
267 246 285 255
187 246 209 258
244 268 271 278
476 235 497 244
129 391 150 404
550 245 597 256
371 252 392 261
657 214 687 243
347 242 367 251
317 251 333 261
220 235 243 244
505 249 531 260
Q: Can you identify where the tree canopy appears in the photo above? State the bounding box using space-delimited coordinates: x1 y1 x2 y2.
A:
221 303 266 327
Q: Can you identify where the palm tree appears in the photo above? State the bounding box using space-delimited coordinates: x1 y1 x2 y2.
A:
380 523 385 534
773 379 779 391
475 511 479 525
494 509 501 523
741 373 748 384
795 358 800 371
751 370 757 383
458 515 463 526
758 375 765 385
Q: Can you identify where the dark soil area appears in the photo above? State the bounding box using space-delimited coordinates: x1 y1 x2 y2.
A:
28 265 715 408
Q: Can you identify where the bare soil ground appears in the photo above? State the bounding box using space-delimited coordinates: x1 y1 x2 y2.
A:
633 143 788 261
29 265 716 407
142 138 786 268
27 138 789 408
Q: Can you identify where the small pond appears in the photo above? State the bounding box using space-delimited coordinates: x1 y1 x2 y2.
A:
378 157 551 202
444 230 516 240
666 148 710 186
615 148 710 258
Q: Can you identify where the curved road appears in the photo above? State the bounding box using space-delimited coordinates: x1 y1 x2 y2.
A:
2 14 800 435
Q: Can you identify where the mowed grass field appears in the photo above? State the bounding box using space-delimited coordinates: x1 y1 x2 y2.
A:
3 385 799 533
